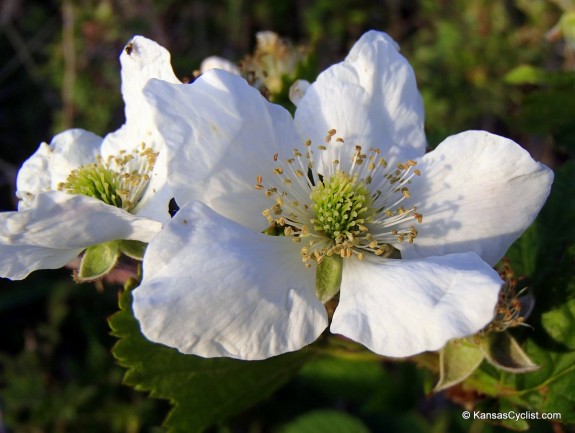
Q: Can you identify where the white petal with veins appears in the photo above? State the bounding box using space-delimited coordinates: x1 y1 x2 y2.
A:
133 200 328 360
331 252 502 357
396 130 554 266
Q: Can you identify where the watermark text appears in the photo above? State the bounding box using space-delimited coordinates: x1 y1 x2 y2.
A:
461 410 561 421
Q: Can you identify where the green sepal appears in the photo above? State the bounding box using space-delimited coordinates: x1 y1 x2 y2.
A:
434 338 485 392
480 331 539 373
77 241 120 282
118 240 148 260
316 255 343 303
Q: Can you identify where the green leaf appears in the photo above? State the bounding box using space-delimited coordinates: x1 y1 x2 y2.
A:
464 339 575 426
280 409 370 433
118 240 147 260
78 241 120 281
434 338 485 391
514 340 575 423
316 255 343 303
109 286 311 433
541 298 575 349
298 354 388 404
497 399 530 431
298 352 427 414
504 65 545 85
480 332 539 373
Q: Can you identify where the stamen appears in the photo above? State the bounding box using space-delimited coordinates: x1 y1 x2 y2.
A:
59 145 158 213
259 130 423 266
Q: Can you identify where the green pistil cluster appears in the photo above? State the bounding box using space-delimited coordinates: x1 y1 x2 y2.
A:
310 171 371 241
62 163 124 208
258 129 423 267
58 145 157 213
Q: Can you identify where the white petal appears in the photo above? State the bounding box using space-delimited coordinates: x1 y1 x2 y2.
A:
100 36 180 158
331 253 502 357
294 30 426 173
133 200 328 360
0 242 81 281
143 70 301 231
16 129 102 207
0 245 82 281
13 192 162 247
97 36 180 223
119 35 181 127
200 56 241 75
131 147 172 224
0 191 162 279
397 131 554 266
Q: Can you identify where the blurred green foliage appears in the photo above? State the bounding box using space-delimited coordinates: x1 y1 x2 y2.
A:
1 0 574 432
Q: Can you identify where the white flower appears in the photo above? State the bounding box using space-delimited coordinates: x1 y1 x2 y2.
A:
133 31 553 360
0 36 180 280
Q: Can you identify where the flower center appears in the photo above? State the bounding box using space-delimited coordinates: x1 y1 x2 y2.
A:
310 171 371 242
257 129 423 268
59 145 158 213
62 163 124 208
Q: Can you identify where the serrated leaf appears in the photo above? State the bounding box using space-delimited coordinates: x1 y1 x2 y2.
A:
434 338 484 392
109 286 311 433
514 340 575 423
464 340 575 430
541 298 575 349
480 332 539 373
118 240 147 260
280 409 370 433
463 339 575 426
78 241 120 281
